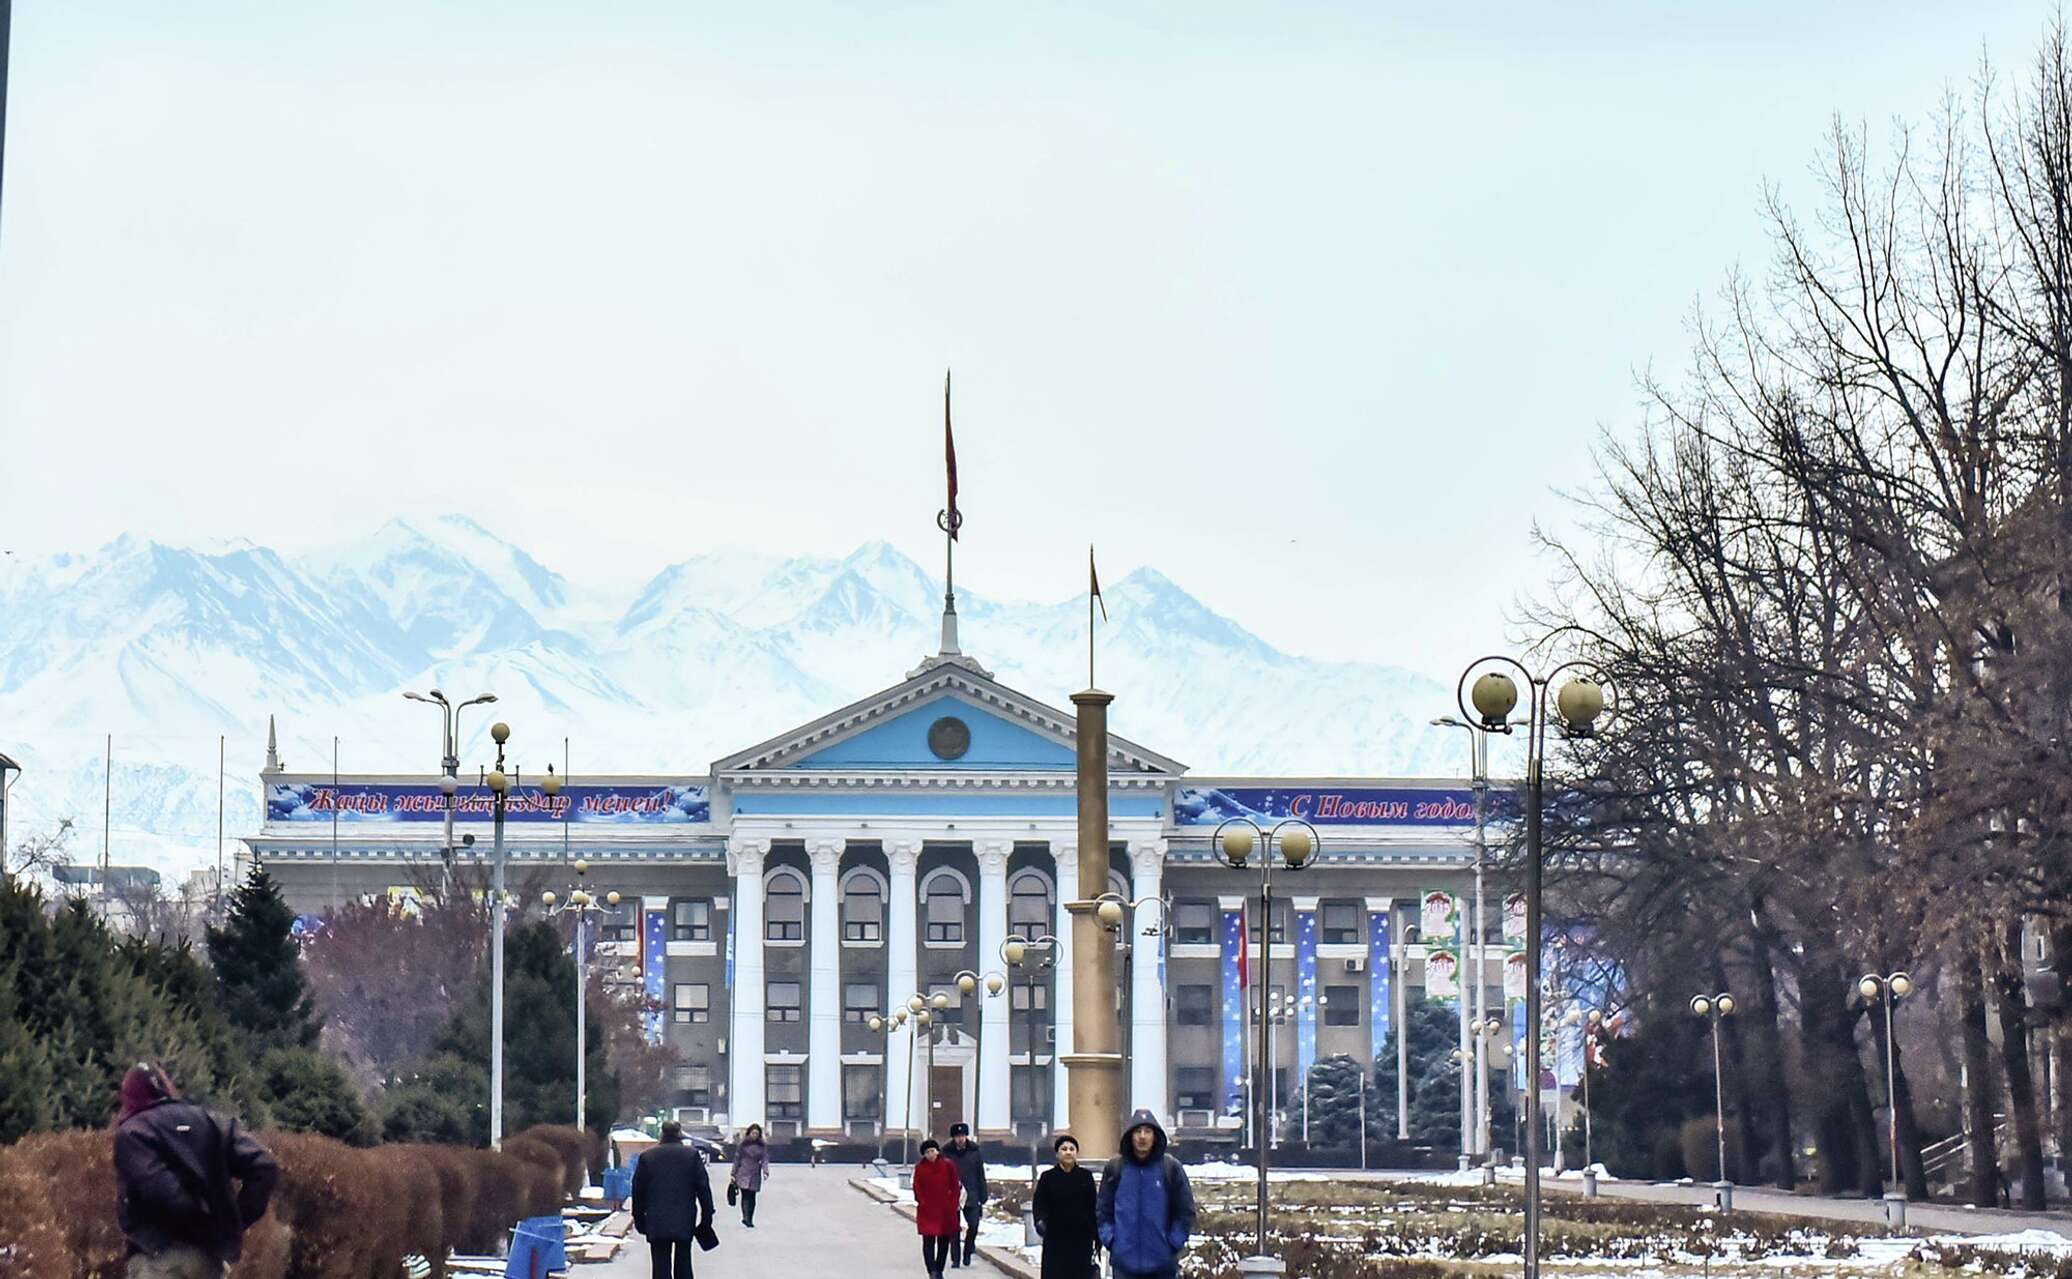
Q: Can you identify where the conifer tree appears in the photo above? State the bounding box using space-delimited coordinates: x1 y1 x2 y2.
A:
207 868 321 1050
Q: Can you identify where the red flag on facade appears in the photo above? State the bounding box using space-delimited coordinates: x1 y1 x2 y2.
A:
1237 900 1251 990
944 370 960 539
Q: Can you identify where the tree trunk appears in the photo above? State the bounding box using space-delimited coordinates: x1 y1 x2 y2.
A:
1994 921 2049 1210
2052 921 2072 1178
1844 1016 1886 1199
1749 918 1796 1189
1866 993 1930 1199
1957 946 2002 1206
1799 963 1864 1195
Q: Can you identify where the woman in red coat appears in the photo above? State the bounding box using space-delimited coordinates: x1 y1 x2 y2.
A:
911 1139 964 1278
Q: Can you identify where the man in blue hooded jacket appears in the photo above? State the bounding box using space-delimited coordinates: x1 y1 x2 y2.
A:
1095 1110 1195 1279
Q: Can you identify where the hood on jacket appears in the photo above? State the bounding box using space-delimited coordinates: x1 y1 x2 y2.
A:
1119 1108 1168 1164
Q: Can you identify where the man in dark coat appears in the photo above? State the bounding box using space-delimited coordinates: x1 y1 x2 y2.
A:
113 1062 279 1279
1096 1111 1196 1279
632 1122 716 1279
942 1121 988 1267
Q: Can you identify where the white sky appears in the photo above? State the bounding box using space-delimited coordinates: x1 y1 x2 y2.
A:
0 1 2054 679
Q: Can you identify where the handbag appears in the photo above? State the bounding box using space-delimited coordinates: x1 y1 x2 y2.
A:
726 1180 738 1206
694 1221 720 1252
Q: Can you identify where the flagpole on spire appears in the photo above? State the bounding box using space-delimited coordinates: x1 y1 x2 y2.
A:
1088 545 1107 690
936 369 963 656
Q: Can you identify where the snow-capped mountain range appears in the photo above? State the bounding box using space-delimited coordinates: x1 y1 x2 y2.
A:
0 516 1476 877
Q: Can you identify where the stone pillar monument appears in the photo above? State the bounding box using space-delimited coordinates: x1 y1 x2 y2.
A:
1065 689 1123 1161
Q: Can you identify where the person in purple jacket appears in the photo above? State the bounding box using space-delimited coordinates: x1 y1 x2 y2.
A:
729 1124 770 1227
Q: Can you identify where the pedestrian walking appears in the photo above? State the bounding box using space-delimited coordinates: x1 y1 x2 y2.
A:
942 1121 988 1267
1096 1111 1196 1279
633 1121 717 1279
1031 1135 1099 1279
729 1124 769 1228
912 1139 964 1279
113 1062 279 1279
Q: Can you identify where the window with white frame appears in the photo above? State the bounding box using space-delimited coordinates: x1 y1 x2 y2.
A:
765 871 805 941
1175 1067 1216 1110
842 874 884 942
1321 902 1362 945
767 980 802 1022
675 1064 712 1106
844 982 880 1023
924 874 964 944
671 897 712 942
768 1065 803 1121
1008 870 1052 940
1175 902 1215 945
843 1065 882 1120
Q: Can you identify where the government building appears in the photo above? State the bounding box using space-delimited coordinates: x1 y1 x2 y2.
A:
245 635 1512 1147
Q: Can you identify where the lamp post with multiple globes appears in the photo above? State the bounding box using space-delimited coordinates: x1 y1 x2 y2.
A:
1690 992 1737 1206
1859 970 1914 1223
478 723 560 1150
540 861 619 1134
1455 654 1609 1279
1211 816 1320 1275
867 1006 914 1167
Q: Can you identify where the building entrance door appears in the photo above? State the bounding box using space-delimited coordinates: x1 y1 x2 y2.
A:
930 1066 964 1138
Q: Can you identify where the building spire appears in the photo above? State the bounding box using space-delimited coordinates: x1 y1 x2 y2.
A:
937 369 963 656
264 715 281 773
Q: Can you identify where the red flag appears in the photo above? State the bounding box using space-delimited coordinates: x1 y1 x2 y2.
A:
944 370 960 539
1237 901 1251 990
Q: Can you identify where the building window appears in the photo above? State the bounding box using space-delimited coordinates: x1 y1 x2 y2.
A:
1011 1065 1046 1121
844 982 880 1023
597 902 638 942
1175 1067 1216 1110
675 1064 712 1106
673 983 709 1024
671 898 712 942
1009 870 1052 940
1175 902 1214 945
842 875 883 942
768 1066 803 1121
765 872 805 941
843 1065 882 1121
1324 984 1360 1026
767 981 802 1022
1010 983 1049 1013
925 876 964 944
1176 985 1213 1026
927 983 964 1025
1248 905 1287 945
1321 903 1361 945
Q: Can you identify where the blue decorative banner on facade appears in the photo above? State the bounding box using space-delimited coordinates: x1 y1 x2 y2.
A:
1294 906 1318 1092
1175 785 1494 827
266 781 710 824
1367 907 1392 1070
643 905 669 1044
1220 905 1247 1115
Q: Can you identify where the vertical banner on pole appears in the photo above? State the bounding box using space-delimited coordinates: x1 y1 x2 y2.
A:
1219 899 1248 1115
1294 901 1319 1088
1366 901 1392 1070
642 902 668 1044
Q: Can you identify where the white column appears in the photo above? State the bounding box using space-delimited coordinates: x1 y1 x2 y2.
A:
1051 842 1077 1130
886 839 921 1141
977 841 1012 1134
807 839 843 1132
1129 840 1168 1119
728 837 769 1130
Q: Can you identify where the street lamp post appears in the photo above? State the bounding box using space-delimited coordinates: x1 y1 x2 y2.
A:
0 752 21 882
1093 892 1173 1123
1691 992 1737 1208
1562 1008 1605 1192
1859 970 1915 1228
870 1006 917 1168
1456 654 1609 1279
403 689 496 892
1431 716 1491 1167
1002 934 1060 1245
479 722 552 1150
1213 817 1320 1275
541 857 618 1136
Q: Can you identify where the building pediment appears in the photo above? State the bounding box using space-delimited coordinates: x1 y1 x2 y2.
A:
713 665 1186 777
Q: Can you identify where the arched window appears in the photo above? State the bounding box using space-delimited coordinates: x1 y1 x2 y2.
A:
923 870 967 945
842 870 885 943
765 869 806 941
1009 870 1053 940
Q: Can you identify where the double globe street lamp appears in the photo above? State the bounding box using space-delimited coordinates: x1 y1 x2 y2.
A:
1456 653 1609 1279
540 861 620 1136
1211 816 1319 1277
1859 970 1914 1226
1690 992 1737 1206
477 722 560 1150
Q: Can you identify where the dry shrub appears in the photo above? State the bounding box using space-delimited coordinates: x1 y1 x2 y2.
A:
398 1147 478 1275
10 1131 123 1279
499 1135 570 1200
228 1214 292 1279
0 1143 72 1279
266 1132 411 1279
507 1127 597 1194
449 1147 522 1255
380 1151 446 1279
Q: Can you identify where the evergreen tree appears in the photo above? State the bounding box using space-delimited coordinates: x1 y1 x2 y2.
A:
424 921 619 1143
257 1047 377 1144
207 868 321 1050
1294 1053 1377 1148
1372 997 1482 1150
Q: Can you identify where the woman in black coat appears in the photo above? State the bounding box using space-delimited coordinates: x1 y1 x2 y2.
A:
1031 1135 1099 1279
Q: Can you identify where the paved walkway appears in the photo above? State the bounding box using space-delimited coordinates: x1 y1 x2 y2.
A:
601 1165 931 1279
1566 1178 2072 1237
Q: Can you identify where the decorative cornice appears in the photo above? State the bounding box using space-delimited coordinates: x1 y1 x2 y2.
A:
720 768 1168 791
726 835 771 876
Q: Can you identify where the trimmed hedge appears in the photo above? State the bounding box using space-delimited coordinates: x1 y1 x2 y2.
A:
0 1125 595 1279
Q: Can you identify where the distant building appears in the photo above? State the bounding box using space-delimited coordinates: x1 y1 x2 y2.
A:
246 633 1515 1146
